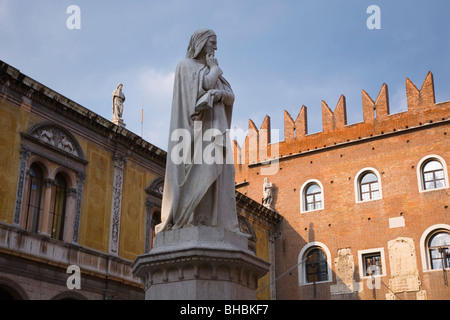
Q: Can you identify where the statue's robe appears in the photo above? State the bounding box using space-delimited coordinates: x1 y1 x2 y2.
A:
112 89 125 118
160 58 239 232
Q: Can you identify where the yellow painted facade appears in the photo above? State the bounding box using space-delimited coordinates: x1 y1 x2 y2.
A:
79 143 114 253
0 97 159 261
253 221 271 300
119 161 159 260
0 98 20 224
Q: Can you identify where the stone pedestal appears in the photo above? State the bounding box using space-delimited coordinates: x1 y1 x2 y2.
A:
131 226 270 300
112 117 126 128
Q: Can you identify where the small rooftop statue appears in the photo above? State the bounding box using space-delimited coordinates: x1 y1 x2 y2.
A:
262 177 274 209
112 83 126 127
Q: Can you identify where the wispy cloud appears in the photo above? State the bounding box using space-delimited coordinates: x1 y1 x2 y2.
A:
137 68 175 110
130 67 175 149
0 0 10 27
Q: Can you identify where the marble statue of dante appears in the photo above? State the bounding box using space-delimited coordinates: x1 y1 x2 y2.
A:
112 83 125 119
160 29 239 232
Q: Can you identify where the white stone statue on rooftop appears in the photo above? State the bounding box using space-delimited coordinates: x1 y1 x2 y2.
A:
112 83 125 120
262 177 273 208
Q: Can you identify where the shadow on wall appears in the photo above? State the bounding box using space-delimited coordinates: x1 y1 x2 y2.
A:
274 221 362 300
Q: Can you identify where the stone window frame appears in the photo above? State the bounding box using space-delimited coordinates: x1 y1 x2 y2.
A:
144 178 164 253
357 247 387 279
354 167 383 203
237 215 257 253
22 162 46 233
20 155 78 242
419 224 450 272
297 242 333 286
50 171 71 241
300 179 325 214
416 155 449 193
14 122 87 244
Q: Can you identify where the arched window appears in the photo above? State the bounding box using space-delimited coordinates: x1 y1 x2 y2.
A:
304 247 328 283
428 231 450 269
305 183 322 211
50 173 67 240
300 180 324 213
0 278 28 300
25 163 44 233
16 122 87 243
422 160 445 190
298 242 332 285
417 155 449 192
359 172 380 201
355 168 382 202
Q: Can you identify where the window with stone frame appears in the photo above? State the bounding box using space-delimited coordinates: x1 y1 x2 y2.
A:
24 163 44 233
304 183 323 212
358 248 386 279
422 160 445 191
49 173 68 240
358 172 380 201
304 247 328 283
15 122 87 243
428 231 450 270
362 252 383 276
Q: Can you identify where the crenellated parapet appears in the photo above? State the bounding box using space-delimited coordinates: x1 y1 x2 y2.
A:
322 94 347 132
284 105 307 141
362 83 390 121
233 71 449 175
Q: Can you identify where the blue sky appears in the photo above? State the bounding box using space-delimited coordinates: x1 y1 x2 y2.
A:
1 0 449 150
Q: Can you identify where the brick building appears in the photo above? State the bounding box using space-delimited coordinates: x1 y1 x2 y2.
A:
234 71 450 300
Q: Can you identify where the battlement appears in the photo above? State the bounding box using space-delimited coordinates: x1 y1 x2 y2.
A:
233 71 449 169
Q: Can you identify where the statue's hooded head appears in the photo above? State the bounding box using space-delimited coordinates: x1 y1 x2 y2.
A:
186 29 216 59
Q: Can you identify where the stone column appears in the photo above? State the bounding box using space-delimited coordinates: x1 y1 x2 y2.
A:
63 187 77 242
40 178 55 236
13 148 31 225
269 230 277 300
72 172 85 243
109 153 127 255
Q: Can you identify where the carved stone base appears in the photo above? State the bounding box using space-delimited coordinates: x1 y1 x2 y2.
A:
112 117 126 128
131 226 270 300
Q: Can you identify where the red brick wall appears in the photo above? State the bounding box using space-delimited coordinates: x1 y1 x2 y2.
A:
234 72 450 300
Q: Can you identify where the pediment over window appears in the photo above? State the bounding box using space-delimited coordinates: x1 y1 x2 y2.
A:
26 122 85 160
238 216 257 241
146 178 164 197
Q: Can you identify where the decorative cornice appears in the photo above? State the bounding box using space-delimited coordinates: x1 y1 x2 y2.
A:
0 60 167 166
235 191 282 226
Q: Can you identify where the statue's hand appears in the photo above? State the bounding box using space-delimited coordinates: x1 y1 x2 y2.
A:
210 89 223 102
206 53 219 69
